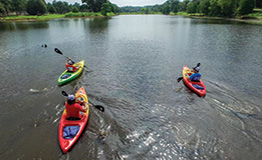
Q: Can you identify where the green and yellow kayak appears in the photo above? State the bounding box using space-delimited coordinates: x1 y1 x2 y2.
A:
58 60 84 86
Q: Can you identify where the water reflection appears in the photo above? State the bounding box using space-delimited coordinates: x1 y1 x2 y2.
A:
0 21 49 31
190 18 247 25
86 17 110 33
0 22 16 31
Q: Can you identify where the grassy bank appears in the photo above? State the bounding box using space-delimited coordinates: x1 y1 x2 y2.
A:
0 12 115 22
172 10 262 25
0 14 65 21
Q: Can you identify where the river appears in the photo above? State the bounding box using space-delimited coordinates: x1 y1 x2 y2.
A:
0 15 262 160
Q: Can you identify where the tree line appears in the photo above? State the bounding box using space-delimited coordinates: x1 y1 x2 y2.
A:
1 0 261 16
123 0 262 17
0 0 120 16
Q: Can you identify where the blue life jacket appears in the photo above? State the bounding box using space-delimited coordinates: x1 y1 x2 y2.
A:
189 73 201 82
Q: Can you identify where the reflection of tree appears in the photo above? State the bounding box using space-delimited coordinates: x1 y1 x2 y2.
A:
84 17 109 33
0 21 50 31
0 22 16 31
15 22 49 30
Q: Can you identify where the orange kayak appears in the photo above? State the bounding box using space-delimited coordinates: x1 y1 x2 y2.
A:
58 87 89 153
182 65 206 97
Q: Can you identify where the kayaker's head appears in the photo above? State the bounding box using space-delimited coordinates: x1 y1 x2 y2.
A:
68 60 74 65
193 67 200 73
67 94 75 104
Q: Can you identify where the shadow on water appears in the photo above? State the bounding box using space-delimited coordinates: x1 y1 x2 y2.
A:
83 17 110 33
190 18 249 25
0 21 49 31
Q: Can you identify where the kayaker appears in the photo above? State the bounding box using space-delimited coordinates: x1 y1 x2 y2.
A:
187 67 201 82
65 94 88 120
65 58 79 73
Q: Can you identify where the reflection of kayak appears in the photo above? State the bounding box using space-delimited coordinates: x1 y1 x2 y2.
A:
58 87 89 154
182 65 206 97
58 60 84 86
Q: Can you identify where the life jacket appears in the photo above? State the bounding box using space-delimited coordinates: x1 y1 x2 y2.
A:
65 63 78 72
65 102 82 119
189 73 201 82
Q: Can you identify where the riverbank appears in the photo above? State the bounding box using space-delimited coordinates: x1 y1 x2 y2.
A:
174 10 262 25
1 11 262 25
0 12 115 22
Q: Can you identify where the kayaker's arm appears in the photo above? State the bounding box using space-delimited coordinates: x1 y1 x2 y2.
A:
80 103 88 113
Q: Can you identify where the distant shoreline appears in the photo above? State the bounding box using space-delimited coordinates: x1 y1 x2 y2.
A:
1 12 262 25
0 12 110 22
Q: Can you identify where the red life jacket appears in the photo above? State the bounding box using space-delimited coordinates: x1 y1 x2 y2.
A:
65 102 83 118
65 63 78 72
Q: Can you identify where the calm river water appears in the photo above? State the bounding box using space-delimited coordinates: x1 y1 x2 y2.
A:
0 15 262 160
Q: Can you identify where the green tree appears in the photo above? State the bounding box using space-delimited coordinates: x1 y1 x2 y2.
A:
187 1 198 13
101 2 111 16
47 3 57 13
26 0 47 15
79 4 88 12
161 4 170 14
199 0 210 15
0 2 6 14
71 6 79 12
141 7 149 14
53 1 69 14
109 2 120 13
0 0 12 15
171 0 179 13
82 0 107 12
179 0 190 12
237 0 255 15
217 0 236 17
12 0 27 15
209 0 221 16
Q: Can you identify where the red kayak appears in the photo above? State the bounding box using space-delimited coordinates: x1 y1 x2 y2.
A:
58 87 89 153
182 65 206 97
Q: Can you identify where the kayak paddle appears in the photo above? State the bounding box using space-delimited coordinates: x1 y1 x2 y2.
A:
54 48 91 72
62 91 105 112
177 63 201 83
54 48 75 63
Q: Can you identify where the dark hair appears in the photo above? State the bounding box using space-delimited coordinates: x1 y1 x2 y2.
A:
67 99 75 105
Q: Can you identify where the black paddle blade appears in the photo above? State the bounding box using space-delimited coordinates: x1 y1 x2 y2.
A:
94 105 105 112
54 48 63 55
193 63 201 70
177 77 183 83
61 91 68 96
196 63 201 67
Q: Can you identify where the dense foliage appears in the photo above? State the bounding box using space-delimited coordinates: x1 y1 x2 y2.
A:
120 0 260 17
0 0 120 15
26 0 47 15
159 0 258 16
0 0 260 17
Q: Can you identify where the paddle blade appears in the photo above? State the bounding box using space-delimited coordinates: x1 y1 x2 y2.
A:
177 77 183 83
62 91 68 96
94 105 105 112
54 48 63 55
196 63 201 67
193 63 201 70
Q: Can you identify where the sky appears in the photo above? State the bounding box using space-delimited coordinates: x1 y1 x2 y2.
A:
45 0 167 7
